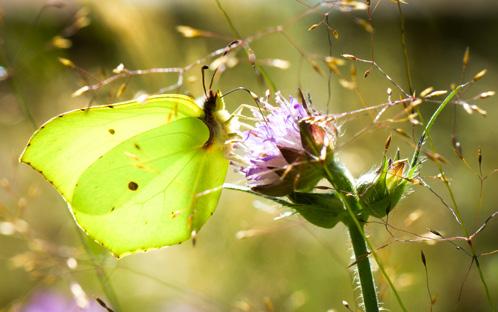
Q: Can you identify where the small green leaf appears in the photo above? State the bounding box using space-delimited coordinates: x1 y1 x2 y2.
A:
224 184 346 228
223 183 297 207
288 191 346 228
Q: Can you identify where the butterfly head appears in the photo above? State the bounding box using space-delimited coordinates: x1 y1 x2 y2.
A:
201 90 234 148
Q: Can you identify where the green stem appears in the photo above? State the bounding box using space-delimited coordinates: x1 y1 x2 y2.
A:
409 85 463 171
348 223 379 312
323 160 407 311
74 226 122 312
396 0 413 94
214 0 276 92
408 84 494 309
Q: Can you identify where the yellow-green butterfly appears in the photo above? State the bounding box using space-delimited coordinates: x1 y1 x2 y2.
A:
20 90 233 257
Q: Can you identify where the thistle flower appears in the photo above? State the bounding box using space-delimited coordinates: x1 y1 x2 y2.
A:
232 92 336 196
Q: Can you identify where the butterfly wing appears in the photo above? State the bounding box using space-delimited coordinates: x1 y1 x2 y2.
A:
72 117 228 256
21 95 229 257
21 95 202 200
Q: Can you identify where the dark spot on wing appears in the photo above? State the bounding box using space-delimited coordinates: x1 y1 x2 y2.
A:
134 143 141 150
107 105 114 108
108 129 115 135
128 181 138 191
111 207 115 212
58 115 63 118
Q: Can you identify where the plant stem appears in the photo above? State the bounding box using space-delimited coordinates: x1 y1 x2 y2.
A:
214 0 276 92
74 226 122 312
407 84 495 310
409 85 463 170
348 223 379 312
323 160 403 311
396 0 413 95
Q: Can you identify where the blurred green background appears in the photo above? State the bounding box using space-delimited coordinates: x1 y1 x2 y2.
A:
1 0 497 311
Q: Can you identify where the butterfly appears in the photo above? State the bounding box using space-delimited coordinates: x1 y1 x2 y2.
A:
20 89 233 257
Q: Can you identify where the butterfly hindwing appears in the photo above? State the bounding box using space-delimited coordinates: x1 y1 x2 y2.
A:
72 117 228 256
20 95 229 257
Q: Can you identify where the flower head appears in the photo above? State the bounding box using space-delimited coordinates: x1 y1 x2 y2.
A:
232 92 336 196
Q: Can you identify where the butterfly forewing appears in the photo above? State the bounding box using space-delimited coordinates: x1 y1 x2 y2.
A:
20 95 202 202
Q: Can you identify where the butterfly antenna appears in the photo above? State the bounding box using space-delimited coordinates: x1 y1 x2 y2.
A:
209 65 219 92
222 87 271 136
201 65 209 97
208 40 241 91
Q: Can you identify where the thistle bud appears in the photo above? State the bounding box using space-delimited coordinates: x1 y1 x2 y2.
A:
299 121 332 160
356 157 410 218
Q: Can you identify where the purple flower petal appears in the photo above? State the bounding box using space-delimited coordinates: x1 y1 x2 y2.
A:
232 92 309 188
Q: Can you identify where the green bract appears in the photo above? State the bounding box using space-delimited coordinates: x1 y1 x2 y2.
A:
251 149 324 197
20 94 231 257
